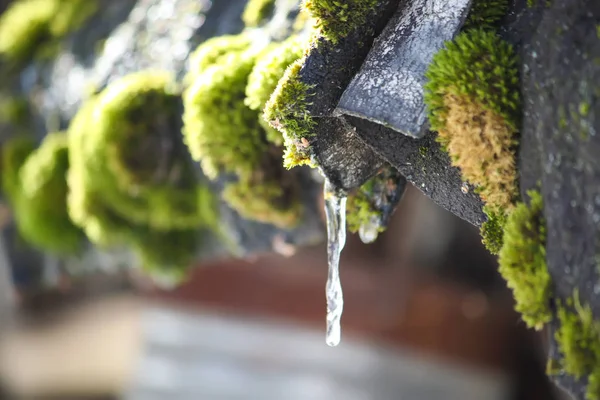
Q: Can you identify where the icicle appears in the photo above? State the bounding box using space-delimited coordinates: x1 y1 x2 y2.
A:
323 181 347 347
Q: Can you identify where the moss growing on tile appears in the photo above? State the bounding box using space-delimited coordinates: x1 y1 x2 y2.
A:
0 0 97 63
67 72 217 275
184 38 303 228
425 29 520 216
481 205 508 255
346 178 383 234
2 133 83 254
555 293 600 400
263 59 316 168
1 136 36 198
246 36 305 145
223 174 301 228
78 72 210 231
242 0 276 27
498 190 551 330
184 48 267 179
464 0 509 31
302 0 378 44
186 34 253 80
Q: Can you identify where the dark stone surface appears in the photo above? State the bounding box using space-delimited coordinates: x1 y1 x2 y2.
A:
345 116 486 227
336 0 472 138
518 0 600 398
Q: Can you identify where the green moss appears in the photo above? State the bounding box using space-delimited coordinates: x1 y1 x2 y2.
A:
184 47 267 179
186 34 253 80
1 133 83 254
424 29 520 214
246 36 305 145
481 205 508 255
498 190 551 330
183 37 303 228
425 29 520 134
0 0 96 63
68 72 217 274
242 0 276 27
346 178 383 234
223 176 301 228
1 136 36 197
555 293 600 400
263 59 315 168
464 0 509 31
79 72 211 231
130 227 200 282
303 0 378 44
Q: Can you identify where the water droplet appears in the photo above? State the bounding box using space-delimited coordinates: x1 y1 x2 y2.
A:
358 217 380 244
323 181 347 347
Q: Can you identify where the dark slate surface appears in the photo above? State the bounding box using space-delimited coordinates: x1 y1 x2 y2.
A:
336 0 472 139
345 116 486 227
295 0 401 191
518 0 600 398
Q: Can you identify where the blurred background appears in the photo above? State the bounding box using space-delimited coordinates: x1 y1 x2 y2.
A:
0 185 566 400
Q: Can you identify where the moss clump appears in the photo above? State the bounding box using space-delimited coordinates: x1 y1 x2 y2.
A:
242 0 276 28
263 59 316 168
183 36 302 228
0 0 97 63
481 205 508 254
464 0 509 31
223 174 301 228
555 293 600 400
184 47 267 179
498 190 550 330
425 29 520 248
68 72 217 275
79 72 210 231
2 133 84 254
246 37 305 145
346 179 383 234
187 34 253 79
1 136 36 197
302 0 378 44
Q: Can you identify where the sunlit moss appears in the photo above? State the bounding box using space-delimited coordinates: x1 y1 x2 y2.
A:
242 0 276 27
263 59 315 168
184 49 267 179
67 72 217 275
184 37 303 228
186 34 253 80
0 0 97 63
246 36 305 145
425 29 520 256
302 0 378 43
1 133 83 254
498 190 551 330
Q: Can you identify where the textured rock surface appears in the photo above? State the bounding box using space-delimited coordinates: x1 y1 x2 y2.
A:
337 0 472 139
518 0 600 398
346 116 486 227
